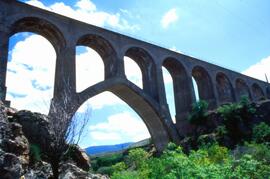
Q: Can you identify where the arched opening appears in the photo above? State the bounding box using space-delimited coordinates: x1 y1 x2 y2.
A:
124 47 158 100
6 32 56 114
10 17 65 54
5 17 65 113
216 72 235 104
192 66 216 109
162 58 193 124
75 92 150 151
235 78 251 101
267 86 270 99
77 34 117 79
76 46 104 92
162 67 176 123
252 83 264 101
124 56 143 88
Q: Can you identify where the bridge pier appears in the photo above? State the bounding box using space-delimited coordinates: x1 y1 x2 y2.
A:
0 29 10 105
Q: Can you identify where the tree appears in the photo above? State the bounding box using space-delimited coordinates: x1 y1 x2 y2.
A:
47 85 91 178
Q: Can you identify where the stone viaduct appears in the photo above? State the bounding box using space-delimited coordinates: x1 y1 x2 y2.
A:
1 0 270 151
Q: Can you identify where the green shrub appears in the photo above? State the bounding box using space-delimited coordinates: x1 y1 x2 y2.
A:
29 143 41 163
127 148 149 169
111 142 270 179
253 122 270 144
215 125 227 136
96 153 124 169
188 100 208 125
97 166 114 175
217 96 255 123
111 170 141 179
112 162 127 173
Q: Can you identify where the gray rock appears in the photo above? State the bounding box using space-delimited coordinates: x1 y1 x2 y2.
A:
59 163 109 179
0 152 22 179
23 161 53 179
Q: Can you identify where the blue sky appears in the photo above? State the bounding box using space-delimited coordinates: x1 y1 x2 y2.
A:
7 0 270 148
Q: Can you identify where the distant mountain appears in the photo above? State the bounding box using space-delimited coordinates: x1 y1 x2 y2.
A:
85 142 133 155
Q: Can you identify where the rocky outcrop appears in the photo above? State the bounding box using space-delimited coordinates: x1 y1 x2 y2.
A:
0 102 108 179
0 102 29 178
59 163 109 179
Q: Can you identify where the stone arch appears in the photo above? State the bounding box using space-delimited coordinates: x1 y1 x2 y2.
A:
124 47 158 100
192 66 216 109
252 83 264 101
162 57 193 122
216 72 235 104
266 86 270 99
73 79 171 152
235 78 251 100
77 34 118 79
9 16 65 53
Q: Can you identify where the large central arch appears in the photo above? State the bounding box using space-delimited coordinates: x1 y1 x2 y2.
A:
73 78 171 152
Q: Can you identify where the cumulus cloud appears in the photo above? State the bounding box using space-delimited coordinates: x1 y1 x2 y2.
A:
6 34 56 114
26 0 140 31
124 57 143 88
161 8 179 29
242 56 270 82
89 112 150 142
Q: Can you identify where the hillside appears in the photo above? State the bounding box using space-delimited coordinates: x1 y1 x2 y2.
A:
90 98 270 178
85 142 133 155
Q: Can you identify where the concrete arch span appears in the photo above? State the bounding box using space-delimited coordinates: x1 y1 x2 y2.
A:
216 72 235 104
235 78 251 101
252 83 264 101
124 47 158 101
162 57 194 137
192 66 216 109
77 34 118 79
267 87 270 99
9 16 66 53
72 78 174 152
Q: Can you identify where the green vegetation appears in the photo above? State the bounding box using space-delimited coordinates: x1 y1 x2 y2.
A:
91 153 124 175
110 142 270 179
29 143 42 163
217 96 256 123
90 98 270 178
253 122 270 144
188 100 208 125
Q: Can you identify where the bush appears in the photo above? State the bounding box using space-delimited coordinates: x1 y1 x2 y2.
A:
95 153 124 170
111 143 270 179
217 96 256 142
188 100 208 125
97 166 114 175
29 143 42 163
253 122 270 144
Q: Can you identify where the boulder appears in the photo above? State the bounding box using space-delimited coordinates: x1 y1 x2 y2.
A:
59 163 109 179
64 145 91 171
23 161 53 179
13 110 54 158
0 151 23 179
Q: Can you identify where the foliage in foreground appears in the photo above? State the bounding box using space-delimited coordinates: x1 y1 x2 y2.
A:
110 142 270 179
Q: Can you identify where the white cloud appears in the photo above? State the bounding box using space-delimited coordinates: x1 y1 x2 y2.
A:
124 57 143 88
242 56 270 82
26 0 139 31
161 8 179 29
89 112 150 142
6 34 56 114
162 67 173 84
90 131 121 141
75 0 96 12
